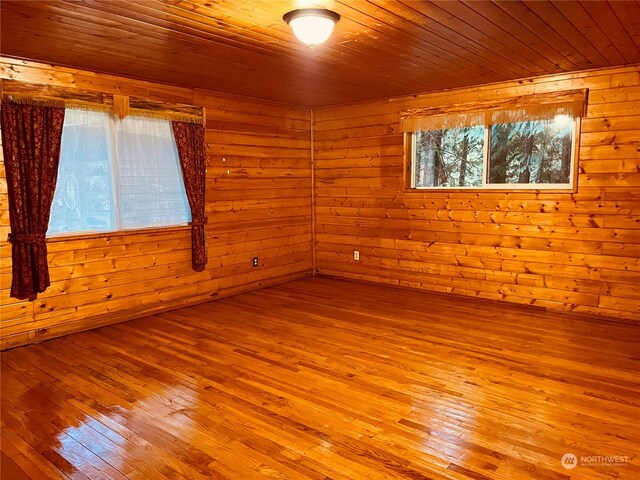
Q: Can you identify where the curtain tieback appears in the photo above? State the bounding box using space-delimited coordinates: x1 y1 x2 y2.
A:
191 217 208 227
8 233 47 244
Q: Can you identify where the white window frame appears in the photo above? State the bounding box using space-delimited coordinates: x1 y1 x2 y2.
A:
48 109 191 238
408 118 580 191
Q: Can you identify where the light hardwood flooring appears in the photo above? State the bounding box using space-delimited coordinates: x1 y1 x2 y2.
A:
2 277 639 479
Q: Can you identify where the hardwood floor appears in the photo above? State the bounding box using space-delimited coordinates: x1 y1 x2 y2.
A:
1 277 639 479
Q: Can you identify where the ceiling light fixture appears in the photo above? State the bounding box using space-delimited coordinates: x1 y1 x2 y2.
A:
283 8 340 46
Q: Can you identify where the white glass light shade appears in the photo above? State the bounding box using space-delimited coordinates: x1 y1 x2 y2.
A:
283 9 340 46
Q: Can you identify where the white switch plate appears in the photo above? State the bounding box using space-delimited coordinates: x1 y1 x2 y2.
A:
353 250 360 261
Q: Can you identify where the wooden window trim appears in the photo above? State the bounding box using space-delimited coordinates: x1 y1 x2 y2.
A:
46 224 192 243
1 80 204 123
400 89 588 132
402 117 581 194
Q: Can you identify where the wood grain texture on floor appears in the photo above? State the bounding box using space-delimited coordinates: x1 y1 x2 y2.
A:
1 277 639 479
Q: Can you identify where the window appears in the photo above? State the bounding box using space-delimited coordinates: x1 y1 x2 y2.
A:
414 126 484 188
411 115 577 189
402 89 586 190
488 117 574 186
48 109 191 236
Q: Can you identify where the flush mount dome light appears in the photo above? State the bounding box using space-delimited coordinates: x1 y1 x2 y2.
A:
283 8 340 45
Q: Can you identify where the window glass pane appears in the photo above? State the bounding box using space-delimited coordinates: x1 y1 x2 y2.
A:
49 109 115 235
414 126 484 188
114 116 191 229
489 116 574 185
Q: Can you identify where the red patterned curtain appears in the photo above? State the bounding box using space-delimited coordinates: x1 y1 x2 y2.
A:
1 100 65 299
172 121 208 272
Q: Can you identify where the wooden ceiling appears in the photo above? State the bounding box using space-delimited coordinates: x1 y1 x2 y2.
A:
1 0 639 106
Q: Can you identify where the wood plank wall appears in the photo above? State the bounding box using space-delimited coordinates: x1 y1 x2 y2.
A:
314 65 640 321
0 58 312 349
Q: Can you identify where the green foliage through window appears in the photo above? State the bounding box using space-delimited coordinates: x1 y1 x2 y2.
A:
413 116 575 189
415 126 484 188
489 118 573 185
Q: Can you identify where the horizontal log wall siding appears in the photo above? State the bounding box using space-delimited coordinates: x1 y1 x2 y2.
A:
1 61 638 350
0 58 312 349
314 65 640 321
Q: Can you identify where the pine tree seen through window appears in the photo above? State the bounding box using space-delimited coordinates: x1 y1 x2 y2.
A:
489 117 574 185
412 115 576 189
414 126 484 188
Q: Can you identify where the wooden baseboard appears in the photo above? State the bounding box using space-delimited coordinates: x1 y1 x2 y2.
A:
315 272 639 327
0 270 311 351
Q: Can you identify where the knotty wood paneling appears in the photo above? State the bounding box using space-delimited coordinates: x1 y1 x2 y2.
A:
1 0 639 106
0 58 312 349
314 65 640 321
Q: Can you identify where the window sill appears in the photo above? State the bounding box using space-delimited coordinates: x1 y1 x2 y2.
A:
402 186 578 194
46 224 192 243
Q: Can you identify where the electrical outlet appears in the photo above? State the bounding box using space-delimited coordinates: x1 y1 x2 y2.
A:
353 250 360 261
252 257 259 267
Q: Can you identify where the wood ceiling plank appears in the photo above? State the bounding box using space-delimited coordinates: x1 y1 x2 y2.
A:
522 1 610 66
65 0 403 97
465 1 582 71
0 24 309 104
3 1 279 65
492 1 593 71
374 0 532 79
70 0 444 95
579 0 640 64
177 0 481 86
552 1 626 66
1 3 392 105
609 1 640 50
174 0 411 71
0 15 283 87
1 0 637 106
51 0 313 69
433 0 561 73
333 0 506 75
153 0 299 55
396 1 547 77
173 0 307 45
94 0 314 57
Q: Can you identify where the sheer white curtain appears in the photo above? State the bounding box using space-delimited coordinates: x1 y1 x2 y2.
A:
49 109 191 235
49 109 115 235
114 116 191 229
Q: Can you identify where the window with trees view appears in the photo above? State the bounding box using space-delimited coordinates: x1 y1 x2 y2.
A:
411 115 577 190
